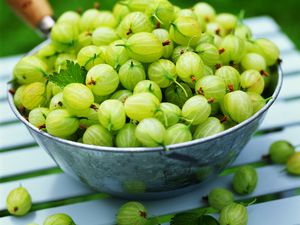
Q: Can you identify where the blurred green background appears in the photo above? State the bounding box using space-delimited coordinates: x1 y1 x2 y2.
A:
0 0 299 57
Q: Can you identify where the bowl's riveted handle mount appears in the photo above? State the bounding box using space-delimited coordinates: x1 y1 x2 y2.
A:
6 0 55 36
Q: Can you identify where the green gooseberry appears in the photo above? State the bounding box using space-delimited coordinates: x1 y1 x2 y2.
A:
208 187 234 210
116 201 148 225
164 123 192 145
154 102 181 127
116 123 142 147
240 70 265 94
193 117 224 139
269 140 295 164
219 203 248 225
6 186 32 216
43 213 76 225
232 165 258 195
287 152 300 175
223 90 253 123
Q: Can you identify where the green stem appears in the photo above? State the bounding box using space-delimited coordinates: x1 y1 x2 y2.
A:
115 44 126 47
265 96 273 103
152 13 164 25
173 79 188 97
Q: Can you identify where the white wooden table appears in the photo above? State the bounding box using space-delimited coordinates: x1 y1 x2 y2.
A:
1 16 300 225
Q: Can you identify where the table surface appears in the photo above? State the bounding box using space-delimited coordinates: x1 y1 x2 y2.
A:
1 16 300 225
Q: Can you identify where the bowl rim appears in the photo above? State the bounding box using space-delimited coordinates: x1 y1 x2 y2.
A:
7 44 283 153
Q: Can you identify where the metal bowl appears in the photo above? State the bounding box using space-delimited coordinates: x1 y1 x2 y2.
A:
7 44 282 199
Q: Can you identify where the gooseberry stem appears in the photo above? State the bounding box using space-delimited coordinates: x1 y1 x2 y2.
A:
173 79 188 97
152 13 164 25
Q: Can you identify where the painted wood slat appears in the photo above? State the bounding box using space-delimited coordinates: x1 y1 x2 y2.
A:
279 72 300 99
0 101 17 124
244 16 280 36
1 165 299 224
0 123 35 150
0 80 7 101
232 125 300 166
281 50 300 75
0 173 94 211
0 55 22 80
259 98 300 130
0 146 56 179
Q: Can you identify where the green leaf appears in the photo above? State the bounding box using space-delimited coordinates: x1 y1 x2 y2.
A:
198 215 219 225
170 212 200 225
46 60 87 88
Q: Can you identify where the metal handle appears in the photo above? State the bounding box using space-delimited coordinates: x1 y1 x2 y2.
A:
6 0 55 36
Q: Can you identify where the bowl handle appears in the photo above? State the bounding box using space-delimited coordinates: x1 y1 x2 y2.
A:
6 0 55 36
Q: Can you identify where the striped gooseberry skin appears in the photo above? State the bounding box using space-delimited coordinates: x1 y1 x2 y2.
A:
145 0 175 28
215 13 238 34
148 59 176 88
152 28 174 58
94 11 118 28
45 109 79 138
135 118 166 147
123 32 163 63
28 107 50 128
43 213 76 225
193 117 224 139
133 80 162 102
176 52 205 84
219 203 248 225
79 9 100 32
169 16 202 47
50 22 79 52
124 92 160 122
287 152 300 175
182 95 211 125
196 43 220 67
154 102 181 127
116 123 142 147
117 12 153 39
116 201 148 225
219 35 246 65
195 75 226 103
240 70 265 94
223 90 254 123
246 92 266 113
241 53 267 73
215 66 241 92
57 11 81 28
255 38 280 66
6 187 32 216
86 64 119 96
92 27 119 46
82 124 113 147
111 90 133 103
193 2 216 22
119 59 146 90
98 99 126 131
21 82 47 110
77 45 106 70
105 40 130 70
171 45 193 63
164 123 192 145
49 92 64 111
63 83 94 112
13 56 47 85
113 3 130 23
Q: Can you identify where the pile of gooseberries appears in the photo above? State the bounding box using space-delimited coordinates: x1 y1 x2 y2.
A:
11 0 280 148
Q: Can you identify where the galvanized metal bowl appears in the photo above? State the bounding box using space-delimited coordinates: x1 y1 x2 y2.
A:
7 43 283 199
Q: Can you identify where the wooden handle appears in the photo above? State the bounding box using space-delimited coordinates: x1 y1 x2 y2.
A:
6 0 53 27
